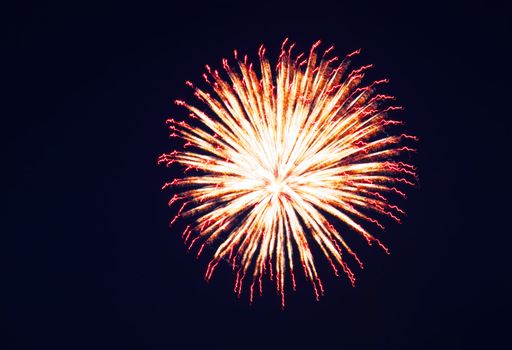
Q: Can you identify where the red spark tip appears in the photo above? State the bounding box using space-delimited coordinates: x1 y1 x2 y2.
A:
328 56 339 64
281 37 289 50
372 78 389 86
196 243 205 259
294 52 304 65
382 106 404 114
347 48 361 58
222 58 229 70
258 44 265 58
288 43 295 56
311 40 322 52
323 45 335 58
400 134 420 141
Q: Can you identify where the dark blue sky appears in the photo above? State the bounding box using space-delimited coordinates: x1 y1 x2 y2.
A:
3 1 510 349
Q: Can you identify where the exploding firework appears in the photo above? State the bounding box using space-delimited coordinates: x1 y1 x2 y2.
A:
158 39 417 307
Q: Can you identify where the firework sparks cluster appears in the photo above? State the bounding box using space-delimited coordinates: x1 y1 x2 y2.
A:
158 39 417 307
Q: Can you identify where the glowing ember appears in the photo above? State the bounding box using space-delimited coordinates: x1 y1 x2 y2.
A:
158 39 417 307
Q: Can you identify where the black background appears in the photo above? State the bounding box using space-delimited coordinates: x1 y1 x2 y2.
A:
3 1 511 349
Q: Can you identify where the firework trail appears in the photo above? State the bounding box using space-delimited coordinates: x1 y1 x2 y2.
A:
158 39 417 307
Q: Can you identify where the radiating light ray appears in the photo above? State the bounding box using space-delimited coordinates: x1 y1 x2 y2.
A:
158 39 417 308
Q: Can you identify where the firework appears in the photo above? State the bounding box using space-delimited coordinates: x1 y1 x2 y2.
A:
158 39 417 307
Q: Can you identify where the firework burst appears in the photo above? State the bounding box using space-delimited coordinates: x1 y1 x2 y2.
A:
158 39 417 307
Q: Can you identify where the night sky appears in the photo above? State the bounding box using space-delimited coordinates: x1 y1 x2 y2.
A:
3 2 510 349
